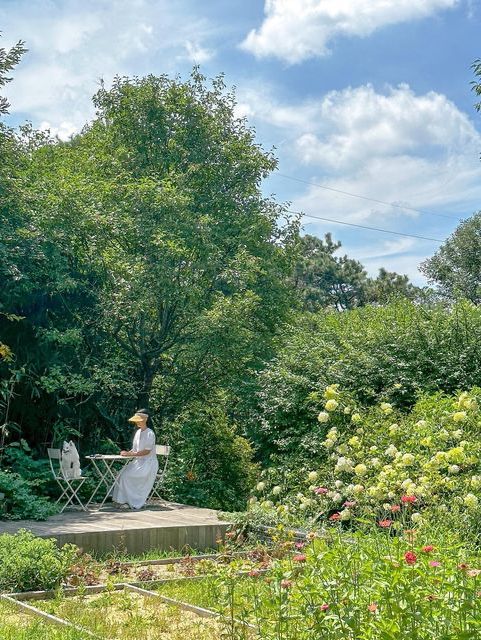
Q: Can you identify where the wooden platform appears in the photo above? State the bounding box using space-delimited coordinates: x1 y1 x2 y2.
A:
0 502 231 554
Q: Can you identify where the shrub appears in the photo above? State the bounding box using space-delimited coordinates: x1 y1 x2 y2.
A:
0 469 58 520
164 400 257 511
252 300 481 459
0 530 77 592
249 386 481 541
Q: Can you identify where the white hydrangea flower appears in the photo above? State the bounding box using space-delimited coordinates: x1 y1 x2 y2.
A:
272 485 281 496
308 471 318 482
325 399 339 412
471 476 481 489
335 457 354 474
318 411 330 423
448 465 460 474
351 413 362 424
299 502 308 511
256 482 265 492
353 484 365 494
453 411 467 422
415 420 427 428
389 423 399 435
380 402 393 415
334 480 344 489
339 508 351 521
343 406 352 415
401 453 415 466
464 493 479 510
385 444 398 458
411 512 423 523
354 463 368 477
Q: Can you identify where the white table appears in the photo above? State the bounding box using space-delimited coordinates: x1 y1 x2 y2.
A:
85 454 135 509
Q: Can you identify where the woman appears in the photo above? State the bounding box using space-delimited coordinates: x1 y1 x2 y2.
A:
112 409 158 509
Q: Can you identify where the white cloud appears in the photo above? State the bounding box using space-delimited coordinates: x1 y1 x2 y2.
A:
241 83 481 226
1 0 216 134
241 0 459 63
184 41 214 64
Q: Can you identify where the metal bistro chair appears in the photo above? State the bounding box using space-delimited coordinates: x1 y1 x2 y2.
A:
48 448 88 512
148 444 171 503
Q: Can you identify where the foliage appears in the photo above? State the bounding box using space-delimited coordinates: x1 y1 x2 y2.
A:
250 387 481 540
0 469 58 520
0 530 77 592
0 64 297 510
214 529 481 640
292 234 423 311
251 300 481 459
421 212 481 302
164 399 257 511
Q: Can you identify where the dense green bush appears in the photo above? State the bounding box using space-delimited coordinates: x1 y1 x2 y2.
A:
251 300 481 459
0 469 58 520
248 387 481 544
164 399 257 511
0 530 77 592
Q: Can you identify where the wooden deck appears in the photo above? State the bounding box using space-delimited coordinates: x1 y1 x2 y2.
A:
0 501 231 554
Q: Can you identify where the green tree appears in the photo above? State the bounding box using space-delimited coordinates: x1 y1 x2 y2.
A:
292 233 421 310
421 213 481 302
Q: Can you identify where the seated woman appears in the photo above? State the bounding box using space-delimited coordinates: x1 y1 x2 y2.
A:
112 409 158 510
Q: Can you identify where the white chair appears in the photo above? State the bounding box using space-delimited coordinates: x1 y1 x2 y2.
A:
148 444 170 503
48 448 88 512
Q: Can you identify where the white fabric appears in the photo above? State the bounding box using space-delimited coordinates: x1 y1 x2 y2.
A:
61 441 82 479
112 428 158 509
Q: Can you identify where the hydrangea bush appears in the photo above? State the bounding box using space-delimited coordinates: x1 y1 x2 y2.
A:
249 385 481 537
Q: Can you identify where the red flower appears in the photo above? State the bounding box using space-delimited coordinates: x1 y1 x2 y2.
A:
422 545 435 553
401 495 417 504
281 579 292 589
404 551 417 565
319 604 329 611
248 569 261 577
343 501 356 508
329 513 341 521
378 519 392 528
430 561 441 567
368 603 378 612
315 487 329 495
390 505 401 513
293 554 307 563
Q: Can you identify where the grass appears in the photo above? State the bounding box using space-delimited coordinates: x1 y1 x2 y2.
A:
35 587 220 639
0 600 85 639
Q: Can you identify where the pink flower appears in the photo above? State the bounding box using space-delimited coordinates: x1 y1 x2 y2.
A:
319 604 329 611
315 487 329 495
401 495 417 504
295 542 305 550
329 513 341 521
368 603 378 613
281 579 292 589
293 554 307 563
422 545 435 553
429 561 441 567
391 505 401 513
378 519 392 528
343 501 356 508
404 551 417 565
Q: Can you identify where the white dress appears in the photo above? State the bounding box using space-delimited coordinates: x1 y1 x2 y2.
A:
112 428 158 509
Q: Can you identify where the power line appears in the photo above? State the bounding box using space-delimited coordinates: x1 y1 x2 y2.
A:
288 210 444 243
277 173 461 221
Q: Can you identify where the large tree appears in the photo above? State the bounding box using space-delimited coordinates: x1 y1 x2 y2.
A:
10 71 298 445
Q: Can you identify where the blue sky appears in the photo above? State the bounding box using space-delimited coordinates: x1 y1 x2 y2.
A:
2 0 481 283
